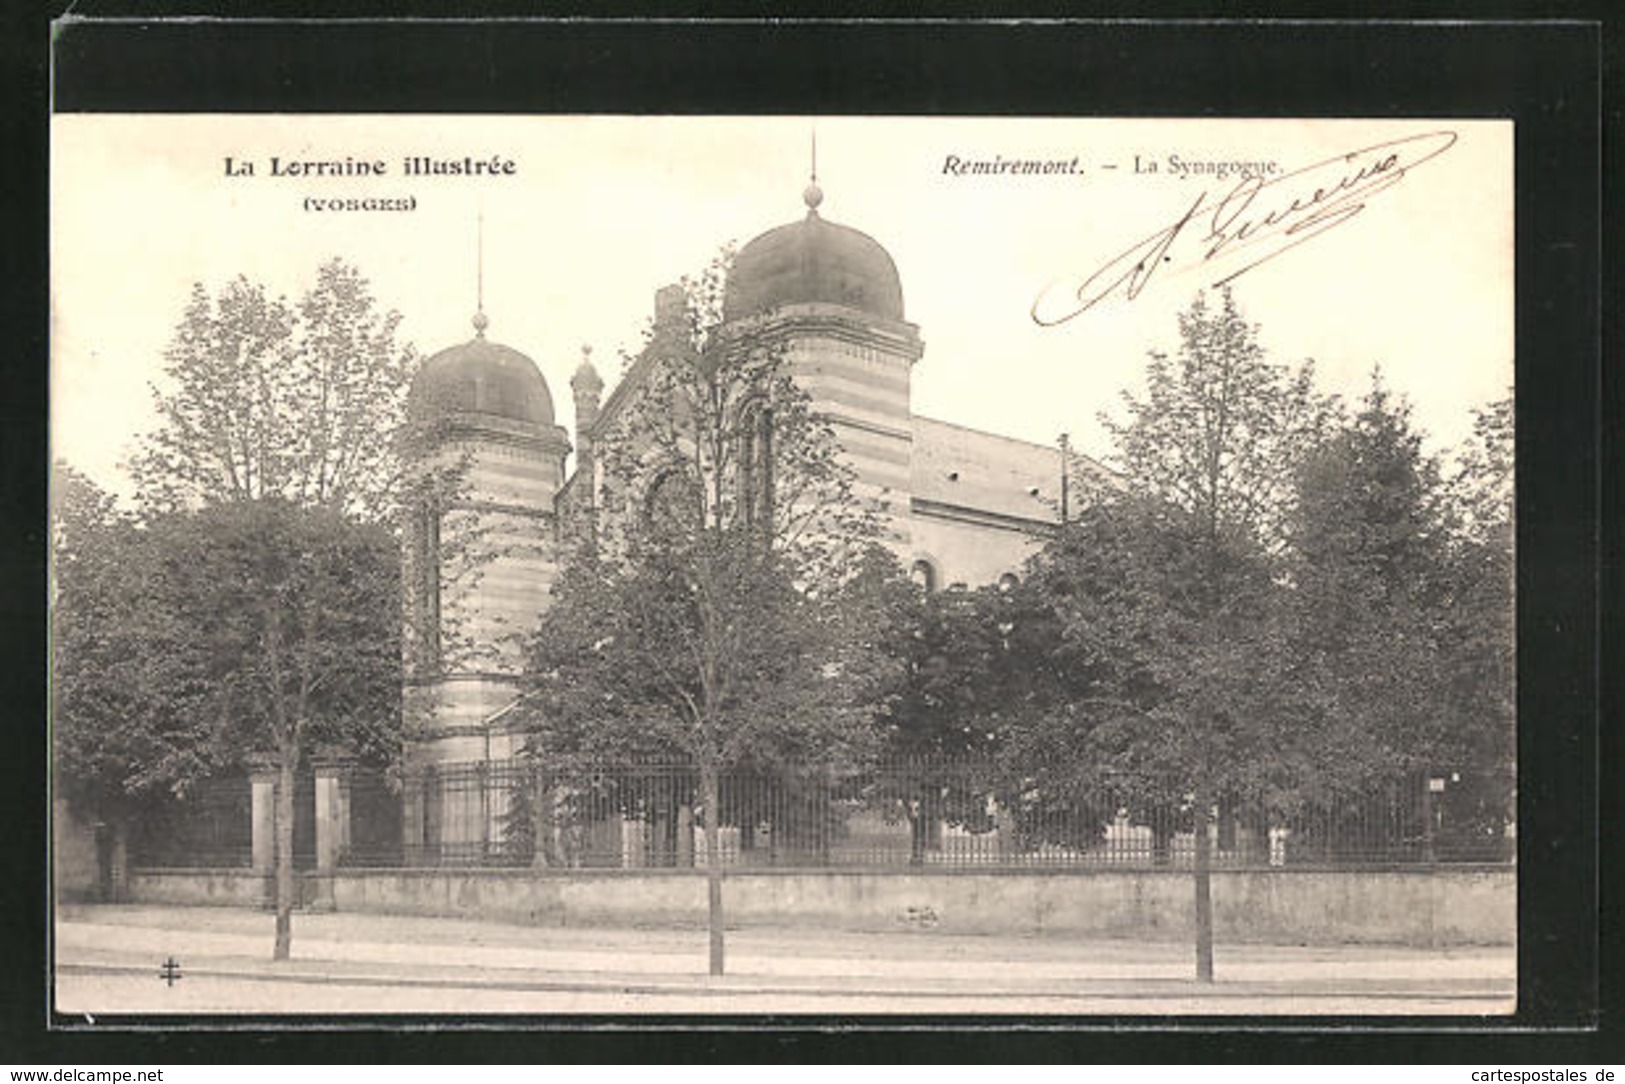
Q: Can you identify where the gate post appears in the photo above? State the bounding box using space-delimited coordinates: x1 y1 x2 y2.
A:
248 755 279 909
310 752 354 911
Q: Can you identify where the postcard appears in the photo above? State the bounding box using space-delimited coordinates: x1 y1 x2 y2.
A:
50 114 1515 1017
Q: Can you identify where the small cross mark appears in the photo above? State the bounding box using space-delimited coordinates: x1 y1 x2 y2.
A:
158 956 183 987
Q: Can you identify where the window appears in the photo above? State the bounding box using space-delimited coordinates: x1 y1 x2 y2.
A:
737 401 774 530
910 559 937 592
645 467 702 536
414 504 441 670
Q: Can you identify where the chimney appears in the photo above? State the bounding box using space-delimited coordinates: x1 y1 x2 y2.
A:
652 282 688 344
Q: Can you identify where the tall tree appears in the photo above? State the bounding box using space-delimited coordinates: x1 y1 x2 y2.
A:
1289 378 1453 779
130 259 419 522
520 254 893 975
111 259 418 959
1436 393 1515 854
1286 378 1515 861
151 500 402 957
1049 287 1335 980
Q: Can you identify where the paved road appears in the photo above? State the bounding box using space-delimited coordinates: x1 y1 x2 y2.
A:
53 904 1515 1018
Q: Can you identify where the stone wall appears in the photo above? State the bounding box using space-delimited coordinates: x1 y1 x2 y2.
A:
129 869 271 909
124 866 1514 947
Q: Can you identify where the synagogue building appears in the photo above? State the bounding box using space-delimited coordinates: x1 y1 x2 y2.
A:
400 180 1097 770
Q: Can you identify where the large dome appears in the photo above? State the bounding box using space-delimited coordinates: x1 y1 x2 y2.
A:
723 187 904 323
409 323 555 428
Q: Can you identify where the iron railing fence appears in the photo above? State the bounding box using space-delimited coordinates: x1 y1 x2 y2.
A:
336 756 1513 871
118 757 1512 871
126 773 320 871
125 775 259 870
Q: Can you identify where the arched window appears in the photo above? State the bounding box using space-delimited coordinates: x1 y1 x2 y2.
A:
737 400 774 532
910 559 937 593
998 572 1020 593
644 467 701 536
413 503 441 671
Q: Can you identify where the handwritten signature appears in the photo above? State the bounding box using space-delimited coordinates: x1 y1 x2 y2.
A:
1031 130 1458 326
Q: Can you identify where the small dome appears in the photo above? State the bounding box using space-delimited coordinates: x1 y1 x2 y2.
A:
571 345 603 390
410 332 555 428
724 202 904 323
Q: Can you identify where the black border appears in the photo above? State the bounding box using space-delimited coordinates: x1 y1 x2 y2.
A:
13 9 1610 1063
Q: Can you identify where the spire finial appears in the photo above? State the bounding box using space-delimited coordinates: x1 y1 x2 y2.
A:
472 208 487 337
573 343 603 390
802 127 824 214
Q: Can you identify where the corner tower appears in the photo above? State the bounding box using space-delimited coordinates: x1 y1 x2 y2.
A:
403 311 570 764
722 180 924 553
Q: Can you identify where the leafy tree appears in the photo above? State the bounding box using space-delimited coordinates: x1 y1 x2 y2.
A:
52 464 217 892
1104 289 1333 561
1039 287 1335 980
1282 379 1514 862
869 585 1005 862
1434 393 1515 855
1452 392 1514 548
98 259 418 959
150 499 402 957
520 254 894 974
130 260 419 522
52 469 402 922
1286 378 1454 824
997 510 1218 865
868 577 1084 863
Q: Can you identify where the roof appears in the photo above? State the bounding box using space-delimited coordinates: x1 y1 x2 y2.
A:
410 333 556 428
910 416 1067 523
723 206 905 323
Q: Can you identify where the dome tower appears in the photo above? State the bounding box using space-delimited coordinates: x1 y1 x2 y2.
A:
723 179 924 552
403 310 570 765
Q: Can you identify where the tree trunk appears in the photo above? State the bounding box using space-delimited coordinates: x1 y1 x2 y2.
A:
701 763 725 976
273 753 296 961
1192 797 1214 983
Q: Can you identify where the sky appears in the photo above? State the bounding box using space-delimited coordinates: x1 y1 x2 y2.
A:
51 115 1513 498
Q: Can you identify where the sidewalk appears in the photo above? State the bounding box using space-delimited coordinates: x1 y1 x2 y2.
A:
53 904 1516 1017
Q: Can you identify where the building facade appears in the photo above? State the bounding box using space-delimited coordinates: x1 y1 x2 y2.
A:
402 182 1092 773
